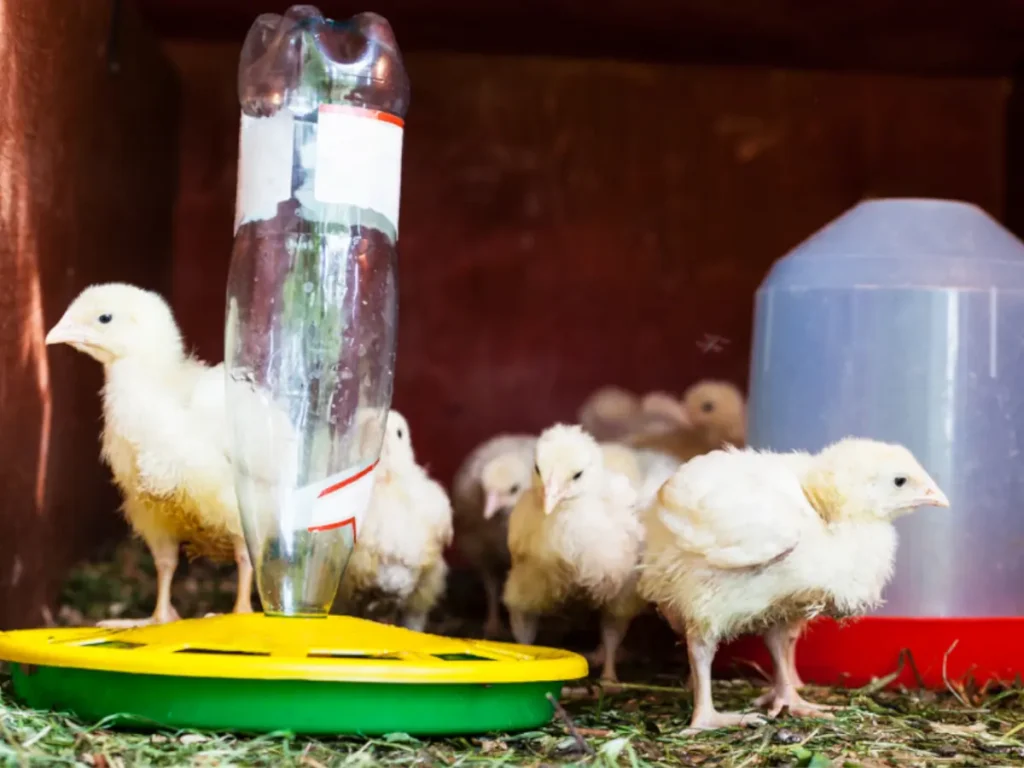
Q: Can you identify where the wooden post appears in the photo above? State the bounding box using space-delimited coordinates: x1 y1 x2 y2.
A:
0 0 178 628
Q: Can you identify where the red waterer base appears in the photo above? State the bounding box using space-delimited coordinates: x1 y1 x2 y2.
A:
716 616 1024 689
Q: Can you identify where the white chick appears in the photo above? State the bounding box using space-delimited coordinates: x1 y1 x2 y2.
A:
451 435 536 637
45 284 252 626
577 386 642 442
639 438 949 730
503 424 646 682
336 410 453 631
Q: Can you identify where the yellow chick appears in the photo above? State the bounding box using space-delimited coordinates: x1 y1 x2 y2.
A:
45 283 252 626
629 380 746 461
336 410 453 631
639 438 949 730
503 424 646 682
682 380 746 448
451 435 536 637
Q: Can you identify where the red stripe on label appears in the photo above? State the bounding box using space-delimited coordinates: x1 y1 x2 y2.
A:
318 104 404 128
308 516 358 538
316 459 379 499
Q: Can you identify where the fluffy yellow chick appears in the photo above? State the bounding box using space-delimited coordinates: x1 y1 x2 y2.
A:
45 283 252 626
451 435 536 637
682 380 746 448
336 410 453 631
639 438 949 730
630 380 746 461
503 424 646 681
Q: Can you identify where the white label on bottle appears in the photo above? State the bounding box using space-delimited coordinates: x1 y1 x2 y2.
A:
314 105 404 234
303 460 379 539
234 112 295 233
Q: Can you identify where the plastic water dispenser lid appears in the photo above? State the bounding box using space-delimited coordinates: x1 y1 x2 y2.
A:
759 198 1024 291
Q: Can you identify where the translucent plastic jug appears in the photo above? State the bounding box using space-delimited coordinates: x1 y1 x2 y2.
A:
224 5 409 617
749 198 1024 617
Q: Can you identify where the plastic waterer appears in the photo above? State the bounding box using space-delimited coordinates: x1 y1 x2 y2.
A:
748 198 1024 618
225 5 408 616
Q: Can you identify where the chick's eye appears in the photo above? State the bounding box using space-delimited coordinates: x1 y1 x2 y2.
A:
894 476 907 488
509 483 520 494
572 470 584 481
534 463 540 475
396 429 403 439
98 314 113 324
701 401 714 413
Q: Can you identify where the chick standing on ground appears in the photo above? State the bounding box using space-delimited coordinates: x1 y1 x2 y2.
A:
639 438 949 730
451 435 536 637
630 380 746 461
503 424 646 682
336 410 453 631
45 284 253 626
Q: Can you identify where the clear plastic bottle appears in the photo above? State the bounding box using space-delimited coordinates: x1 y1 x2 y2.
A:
224 5 409 617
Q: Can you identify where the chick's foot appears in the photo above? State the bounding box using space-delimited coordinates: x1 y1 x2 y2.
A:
98 605 180 628
756 687 836 719
686 710 765 733
584 644 634 667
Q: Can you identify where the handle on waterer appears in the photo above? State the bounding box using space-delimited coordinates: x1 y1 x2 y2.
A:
223 5 408 617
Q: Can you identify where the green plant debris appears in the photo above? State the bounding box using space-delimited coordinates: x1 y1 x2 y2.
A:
26 540 1024 766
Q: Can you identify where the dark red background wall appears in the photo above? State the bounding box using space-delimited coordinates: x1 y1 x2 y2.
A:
0 0 177 628
167 42 1008 486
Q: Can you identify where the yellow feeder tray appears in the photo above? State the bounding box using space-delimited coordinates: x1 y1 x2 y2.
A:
0 614 588 735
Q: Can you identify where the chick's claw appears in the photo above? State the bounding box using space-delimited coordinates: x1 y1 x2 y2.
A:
757 688 837 719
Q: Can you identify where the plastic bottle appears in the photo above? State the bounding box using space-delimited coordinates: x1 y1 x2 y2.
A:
224 5 409 617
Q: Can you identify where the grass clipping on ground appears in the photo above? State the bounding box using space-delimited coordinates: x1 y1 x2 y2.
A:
2 676 1023 767
0 541 1016 767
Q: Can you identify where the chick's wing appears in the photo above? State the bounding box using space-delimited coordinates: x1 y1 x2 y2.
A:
656 450 813 570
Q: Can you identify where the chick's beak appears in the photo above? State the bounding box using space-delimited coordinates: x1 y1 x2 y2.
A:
543 486 563 516
45 318 91 347
482 491 502 520
922 485 951 509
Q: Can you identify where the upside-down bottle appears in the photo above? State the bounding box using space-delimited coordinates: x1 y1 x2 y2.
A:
224 5 408 617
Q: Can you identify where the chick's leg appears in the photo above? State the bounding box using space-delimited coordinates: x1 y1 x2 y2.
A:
787 620 805 689
597 612 632 683
508 610 539 645
481 570 504 638
686 630 764 731
754 622 834 718
98 535 181 627
232 537 254 614
403 560 448 633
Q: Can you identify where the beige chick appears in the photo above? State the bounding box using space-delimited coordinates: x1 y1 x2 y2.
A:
45 284 252 626
577 386 642 442
336 410 453 631
639 438 949 730
503 424 646 681
451 434 536 637
630 380 746 461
